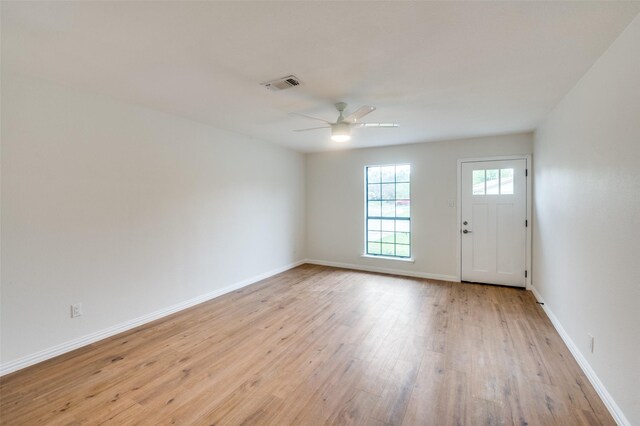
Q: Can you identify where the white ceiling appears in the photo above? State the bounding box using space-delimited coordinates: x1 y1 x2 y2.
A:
3 2 639 152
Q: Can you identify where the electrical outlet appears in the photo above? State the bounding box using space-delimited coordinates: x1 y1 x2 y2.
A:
71 303 83 318
588 334 594 353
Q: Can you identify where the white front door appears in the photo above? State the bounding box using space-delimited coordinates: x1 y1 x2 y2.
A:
461 159 527 287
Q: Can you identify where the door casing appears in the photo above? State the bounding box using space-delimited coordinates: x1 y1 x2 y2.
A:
456 155 532 289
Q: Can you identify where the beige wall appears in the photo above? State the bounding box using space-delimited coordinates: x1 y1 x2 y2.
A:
0 72 306 368
306 133 532 280
533 15 640 425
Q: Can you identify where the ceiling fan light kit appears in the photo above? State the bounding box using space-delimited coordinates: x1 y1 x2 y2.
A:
291 102 398 143
331 122 351 142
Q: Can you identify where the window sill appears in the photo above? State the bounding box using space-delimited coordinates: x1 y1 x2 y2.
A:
361 254 415 263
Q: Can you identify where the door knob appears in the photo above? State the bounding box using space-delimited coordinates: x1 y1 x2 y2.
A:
463 229 472 234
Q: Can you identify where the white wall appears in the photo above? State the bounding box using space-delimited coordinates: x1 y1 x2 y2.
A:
0 72 305 369
533 15 640 426
306 133 532 280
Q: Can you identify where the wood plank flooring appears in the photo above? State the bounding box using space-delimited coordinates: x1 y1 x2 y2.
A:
0 265 614 425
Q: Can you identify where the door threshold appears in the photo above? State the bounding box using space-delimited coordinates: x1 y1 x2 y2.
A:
461 280 526 289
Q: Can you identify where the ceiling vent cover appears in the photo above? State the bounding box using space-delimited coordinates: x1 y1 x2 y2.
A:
261 75 301 91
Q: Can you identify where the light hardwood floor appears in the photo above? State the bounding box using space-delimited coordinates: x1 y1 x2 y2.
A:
0 265 614 425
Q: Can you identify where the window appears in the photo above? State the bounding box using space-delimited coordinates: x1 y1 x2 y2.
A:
472 168 514 195
366 164 411 258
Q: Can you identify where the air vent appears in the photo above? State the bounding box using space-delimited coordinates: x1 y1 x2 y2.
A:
261 75 302 91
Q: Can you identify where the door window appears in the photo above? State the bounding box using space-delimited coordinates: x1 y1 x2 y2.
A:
472 168 514 195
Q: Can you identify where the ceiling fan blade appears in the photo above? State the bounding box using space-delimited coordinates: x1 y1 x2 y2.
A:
289 112 331 124
354 122 399 128
293 126 330 132
344 106 376 123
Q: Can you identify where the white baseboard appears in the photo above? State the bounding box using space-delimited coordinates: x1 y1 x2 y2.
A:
529 286 630 426
305 258 459 282
0 260 305 377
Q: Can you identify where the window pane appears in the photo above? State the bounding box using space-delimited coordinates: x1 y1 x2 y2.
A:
473 170 485 195
396 232 410 244
381 166 395 183
368 201 381 217
486 169 499 194
381 243 395 256
381 219 395 231
368 231 381 243
396 244 410 257
500 168 514 194
381 201 395 217
396 220 410 232
396 201 410 218
381 183 395 200
381 232 394 244
396 165 410 182
368 242 381 255
396 182 410 200
367 184 381 201
368 219 381 231
367 166 381 183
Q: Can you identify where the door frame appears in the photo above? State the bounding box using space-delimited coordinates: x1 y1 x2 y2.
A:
456 155 532 289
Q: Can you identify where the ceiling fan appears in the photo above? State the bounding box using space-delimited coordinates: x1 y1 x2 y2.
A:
291 102 398 142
